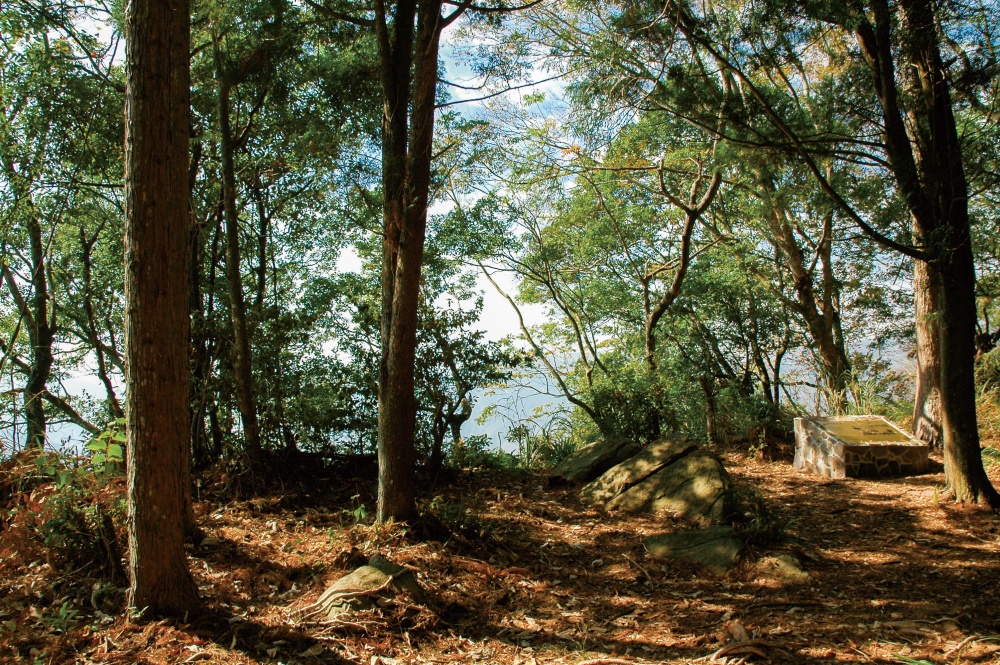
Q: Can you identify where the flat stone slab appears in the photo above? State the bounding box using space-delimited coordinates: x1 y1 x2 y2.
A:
315 556 423 617
644 526 743 575
550 438 641 483
794 415 929 478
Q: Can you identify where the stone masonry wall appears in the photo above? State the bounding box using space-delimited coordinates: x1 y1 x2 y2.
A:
794 415 929 479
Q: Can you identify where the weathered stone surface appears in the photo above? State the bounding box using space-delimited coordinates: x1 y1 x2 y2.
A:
550 438 642 483
604 449 731 520
580 437 696 506
644 525 743 575
318 556 423 617
754 554 812 587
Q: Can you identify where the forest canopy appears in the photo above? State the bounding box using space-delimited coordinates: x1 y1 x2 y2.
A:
2 0 1000 511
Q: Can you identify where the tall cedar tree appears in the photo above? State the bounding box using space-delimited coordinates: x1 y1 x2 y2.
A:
123 0 201 613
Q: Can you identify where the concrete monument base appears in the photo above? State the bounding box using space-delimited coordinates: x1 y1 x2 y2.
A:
794 415 929 478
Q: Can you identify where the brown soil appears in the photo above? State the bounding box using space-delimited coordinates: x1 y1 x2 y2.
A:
2 445 999 665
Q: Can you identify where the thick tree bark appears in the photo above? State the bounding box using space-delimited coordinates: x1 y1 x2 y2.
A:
123 0 201 615
912 258 942 448
214 59 262 459
938 225 996 503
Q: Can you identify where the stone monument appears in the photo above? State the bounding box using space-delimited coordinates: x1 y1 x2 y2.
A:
794 415 929 478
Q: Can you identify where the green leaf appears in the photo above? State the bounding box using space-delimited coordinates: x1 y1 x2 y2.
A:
85 440 104 452
112 432 126 442
92 452 106 467
107 444 123 461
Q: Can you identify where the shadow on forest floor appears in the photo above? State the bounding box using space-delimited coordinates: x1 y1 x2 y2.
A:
2 444 1000 664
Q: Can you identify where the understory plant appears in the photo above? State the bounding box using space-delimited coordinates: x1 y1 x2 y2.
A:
2 424 128 581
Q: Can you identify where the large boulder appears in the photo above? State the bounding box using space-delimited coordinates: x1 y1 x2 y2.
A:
580 437 696 505
644 525 743 575
549 438 642 484
582 441 732 521
607 449 731 519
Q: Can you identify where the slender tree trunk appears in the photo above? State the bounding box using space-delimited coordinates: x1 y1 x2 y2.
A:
214 59 261 459
80 227 125 422
699 374 718 445
0 158 53 450
123 0 200 615
912 258 942 448
429 403 446 477
189 216 208 466
24 216 53 449
448 398 472 455
375 0 443 523
761 193 851 412
643 172 720 439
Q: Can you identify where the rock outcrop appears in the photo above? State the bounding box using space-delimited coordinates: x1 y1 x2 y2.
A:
313 555 423 618
644 525 744 575
549 438 642 484
754 554 812 587
581 438 731 520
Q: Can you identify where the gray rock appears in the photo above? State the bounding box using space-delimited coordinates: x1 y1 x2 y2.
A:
644 525 743 575
604 449 732 520
755 554 812 587
580 437 696 506
549 438 642 483
316 555 423 618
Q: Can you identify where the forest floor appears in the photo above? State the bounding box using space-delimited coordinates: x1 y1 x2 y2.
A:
2 441 1000 665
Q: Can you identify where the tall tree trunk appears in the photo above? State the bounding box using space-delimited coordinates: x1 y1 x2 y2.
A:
213 51 261 459
938 224 996 502
0 159 53 450
912 258 942 448
901 0 997 506
375 0 443 523
123 0 200 615
853 0 999 505
761 187 851 412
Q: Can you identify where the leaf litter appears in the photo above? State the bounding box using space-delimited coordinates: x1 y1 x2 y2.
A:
1 442 999 664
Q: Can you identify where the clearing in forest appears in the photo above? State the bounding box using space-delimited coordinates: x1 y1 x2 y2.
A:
1 444 999 664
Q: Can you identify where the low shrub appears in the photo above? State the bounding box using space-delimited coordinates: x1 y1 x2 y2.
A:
2 426 128 581
725 482 786 548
